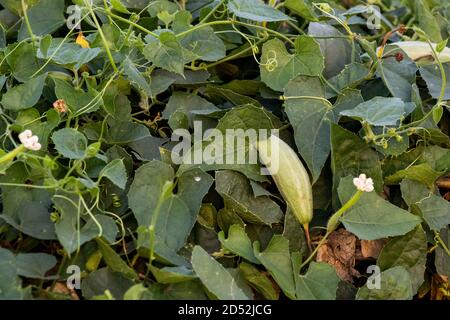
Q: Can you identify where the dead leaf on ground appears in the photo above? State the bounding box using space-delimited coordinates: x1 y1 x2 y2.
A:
360 239 388 259
316 229 361 282
47 282 79 300
431 274 449 300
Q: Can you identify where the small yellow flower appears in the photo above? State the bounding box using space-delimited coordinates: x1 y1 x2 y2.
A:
76 31 90 48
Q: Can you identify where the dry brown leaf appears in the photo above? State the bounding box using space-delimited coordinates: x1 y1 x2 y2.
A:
360 239 387 259
431 274 449 300
316 229 360 282
436 176 450 189
49 282 79 300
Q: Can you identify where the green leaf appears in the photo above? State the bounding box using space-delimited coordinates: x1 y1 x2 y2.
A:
227 0 291 22
260 35 324 91
0 248 26 299
106 120 151 144
0 173 56 240
419 63 450 100
216 170 283 225
400 179 430 207
149 265 196 284
191 245 250 300
205 86 262 107
122 57 152 96
163 91 218 127
111 0 130 13
81 267 134 300
147 0 178 17
128 160 174 227
284 75 333 182
1 74 46 111
0 201 56 240
308 23 353 78
176 168 214 235
96 238 138 280
385 163 443 189
330 124 383 208
218 224 259 264
356 266 413 300
295 262 340 300
436 39 448 54
216 105 283 132
54 79 102 115
332 88 365 120
52 128 88 160
377 46 417 102
285 0 318 21
177 105 281 182
161 280 208 299
129 136 164 161
326 63 369 97
99 159 127 190
435 227 450 278
129 162 212 259
416 193 450 231
16 253 57 279
432 105 443 124
338 177 422 240
174 12 226 62
144 32 186 75
152 195 196 253
0 0 38 15
377 226 427 293
283 208 308 255
6 42 42 82
123 284 160 300
53 192 118 254
413 0 443 42
253 235 296 299
340 97 415 126
102 83 132 121
239 262 279 300
37 39 101 70
18 0 65 40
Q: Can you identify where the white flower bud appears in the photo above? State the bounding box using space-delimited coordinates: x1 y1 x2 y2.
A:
353 174 374 192
18 129 42 151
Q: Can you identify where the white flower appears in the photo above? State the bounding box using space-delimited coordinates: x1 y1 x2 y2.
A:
18 129 42 151
353 174 374 192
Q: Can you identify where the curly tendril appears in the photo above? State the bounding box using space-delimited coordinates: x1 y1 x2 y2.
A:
263 50 278 71
213 6 227 19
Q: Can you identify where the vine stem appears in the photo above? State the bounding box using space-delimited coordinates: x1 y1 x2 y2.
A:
21 0 35 43
199 0 225 23
434 231 450 257
51 253 68 291
188 37 267 70
426 40 447 108
103 7 294 45
281 95 333 108
0 182 58 189
300 230 331 269
146 181 175 275
300 190 363 269
0 145 25 164
85 0 118 73
303 223 312 252
103 10 159 38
